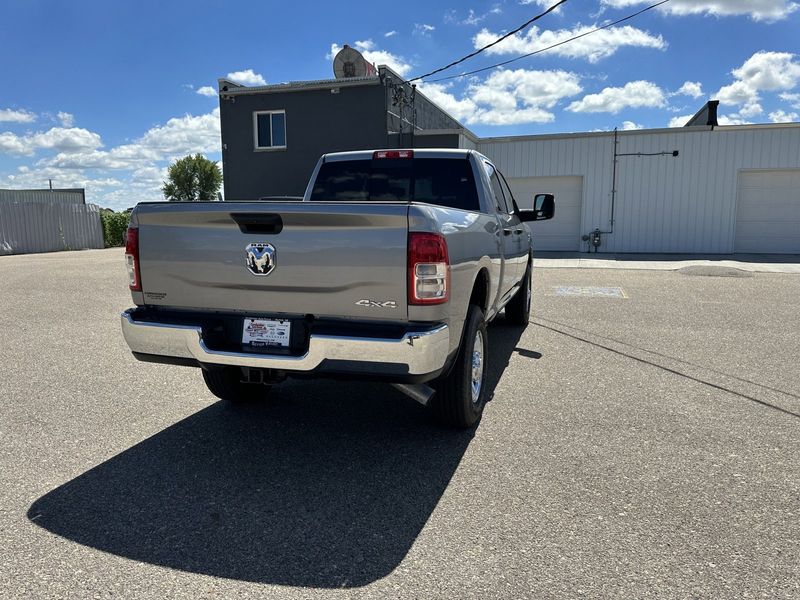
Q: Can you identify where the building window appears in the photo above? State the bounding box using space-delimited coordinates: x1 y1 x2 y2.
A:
253 110 287 150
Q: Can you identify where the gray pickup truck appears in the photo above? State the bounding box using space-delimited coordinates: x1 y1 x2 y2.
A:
121 149 554 428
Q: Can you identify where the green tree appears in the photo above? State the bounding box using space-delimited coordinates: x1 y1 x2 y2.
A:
162 154 223 201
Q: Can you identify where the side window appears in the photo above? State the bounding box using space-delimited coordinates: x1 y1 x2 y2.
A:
253 110 287 150
497 171 518 215
485 162 508 214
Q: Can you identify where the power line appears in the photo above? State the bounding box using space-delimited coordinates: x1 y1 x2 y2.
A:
424 0 672 84
407 0 569 83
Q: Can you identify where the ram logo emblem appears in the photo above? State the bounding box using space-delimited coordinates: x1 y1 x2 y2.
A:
245 243 276 276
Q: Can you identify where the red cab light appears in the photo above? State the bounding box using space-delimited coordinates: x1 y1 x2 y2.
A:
125 227 142 291
374 150 414 159
408 232 449 305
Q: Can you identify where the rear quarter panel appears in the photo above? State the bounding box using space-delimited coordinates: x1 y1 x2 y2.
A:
408 204 500 356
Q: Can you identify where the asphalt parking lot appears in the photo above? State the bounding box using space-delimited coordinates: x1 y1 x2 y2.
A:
1 248 798 599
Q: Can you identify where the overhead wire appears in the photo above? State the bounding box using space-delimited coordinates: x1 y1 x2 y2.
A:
406 0 569 83
421 0 672 84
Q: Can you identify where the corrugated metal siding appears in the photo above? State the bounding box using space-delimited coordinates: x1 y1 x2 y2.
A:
478 126 800 253
0 188 85 205
459 134 478 150
0 203 104 255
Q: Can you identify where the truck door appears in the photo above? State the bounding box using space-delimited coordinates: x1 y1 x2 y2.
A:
497 169 528 280
485 162 520 300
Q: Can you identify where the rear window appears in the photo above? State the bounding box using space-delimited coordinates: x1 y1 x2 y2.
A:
309 158 480 211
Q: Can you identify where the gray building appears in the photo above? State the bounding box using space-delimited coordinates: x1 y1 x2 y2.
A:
217 66 472 200
216 67 800 254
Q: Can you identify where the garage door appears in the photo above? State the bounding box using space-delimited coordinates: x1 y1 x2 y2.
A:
507 176 583 251
736 170 800 253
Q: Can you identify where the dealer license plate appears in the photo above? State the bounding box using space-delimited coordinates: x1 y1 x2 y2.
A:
242 318 291 348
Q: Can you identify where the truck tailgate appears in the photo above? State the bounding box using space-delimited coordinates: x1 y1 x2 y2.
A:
134 201 409 320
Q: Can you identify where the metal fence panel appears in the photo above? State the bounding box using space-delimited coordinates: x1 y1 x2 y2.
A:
0 188 85 205
0 202 104 255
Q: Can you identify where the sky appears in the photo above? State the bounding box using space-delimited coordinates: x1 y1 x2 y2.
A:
1 0 799 210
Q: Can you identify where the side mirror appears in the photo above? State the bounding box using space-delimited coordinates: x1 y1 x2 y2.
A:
519 193 555 222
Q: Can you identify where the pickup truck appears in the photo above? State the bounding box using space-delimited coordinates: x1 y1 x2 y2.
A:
121 149 554 428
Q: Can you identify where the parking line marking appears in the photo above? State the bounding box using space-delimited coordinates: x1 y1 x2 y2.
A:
551 286 628 298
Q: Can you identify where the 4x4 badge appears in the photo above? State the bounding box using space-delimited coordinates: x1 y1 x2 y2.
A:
356 299 398 308
245 243 276 276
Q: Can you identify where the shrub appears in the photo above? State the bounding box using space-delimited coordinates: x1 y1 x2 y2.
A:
100 211 130 247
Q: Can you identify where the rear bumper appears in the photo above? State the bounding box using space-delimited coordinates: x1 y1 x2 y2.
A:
121 310 450 380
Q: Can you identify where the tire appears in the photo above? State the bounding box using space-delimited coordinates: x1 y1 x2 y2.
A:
505 262 531 326
432 304 489 429
202 367 271 403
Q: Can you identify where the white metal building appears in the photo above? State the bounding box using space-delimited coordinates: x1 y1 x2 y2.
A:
469 123 800 254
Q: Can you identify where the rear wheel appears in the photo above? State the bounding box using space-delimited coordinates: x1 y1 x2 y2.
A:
202 367 271 403
431 304 488 429
505 262 531 325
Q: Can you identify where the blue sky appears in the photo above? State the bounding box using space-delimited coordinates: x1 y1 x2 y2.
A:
1 0 799 209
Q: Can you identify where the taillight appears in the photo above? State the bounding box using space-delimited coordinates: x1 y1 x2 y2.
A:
408 232 449 305
125 227 141 291
373 150 413 159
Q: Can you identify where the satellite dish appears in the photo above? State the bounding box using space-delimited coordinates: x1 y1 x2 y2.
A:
333 45 377 79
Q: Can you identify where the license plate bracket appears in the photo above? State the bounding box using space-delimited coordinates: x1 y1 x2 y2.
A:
242 318 291 349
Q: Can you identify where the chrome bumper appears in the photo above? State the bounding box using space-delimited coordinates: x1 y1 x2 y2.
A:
121 311 450 376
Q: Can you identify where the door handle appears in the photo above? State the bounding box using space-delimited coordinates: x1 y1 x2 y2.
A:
514 229 523 235
503 229 513 236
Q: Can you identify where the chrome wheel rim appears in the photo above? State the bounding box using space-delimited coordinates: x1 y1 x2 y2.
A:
470 330 484 404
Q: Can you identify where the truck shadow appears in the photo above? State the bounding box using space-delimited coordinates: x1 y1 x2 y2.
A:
27 325 527 588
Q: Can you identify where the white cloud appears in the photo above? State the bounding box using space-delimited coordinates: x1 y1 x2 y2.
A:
768 109 799 122
717 114 753 125
328 41 411 76
419 83 480 123
0 127 103 157
384 30 397 37
600 0 799 22
196 86 217 97
420 68 582 125
1 103 224 211
520 0 564 13
473 23 666 63
57 112 75 127
226 69 267 86
3 107 223 210
136 107 221 156
4 164 123 194
621 120 643 130
446 5 503 26
736 102 764 118
567 81 666 113
0 108 36 123
414 23 436 36
731 51 800 91
44 108 221 170
668 114 693 127
779 92 800 108
714 51 800 119
674 81 703 98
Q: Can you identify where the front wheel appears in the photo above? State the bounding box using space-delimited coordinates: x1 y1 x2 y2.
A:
202 367 271 404
431 304 489 429
505 262 531 325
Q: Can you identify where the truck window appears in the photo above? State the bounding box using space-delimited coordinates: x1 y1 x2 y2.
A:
484 162 509 214
310 158 480 211
497 171 518 215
